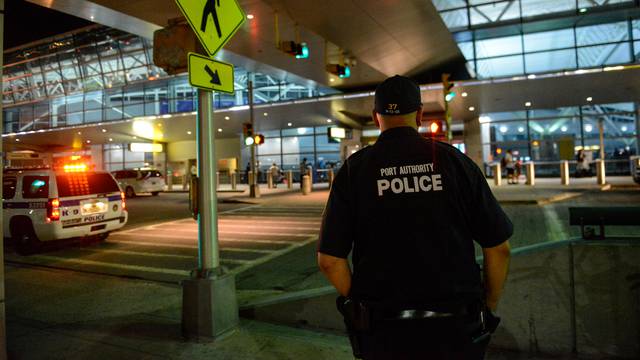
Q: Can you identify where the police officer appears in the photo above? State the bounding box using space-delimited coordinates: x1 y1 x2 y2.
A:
317 75 512 359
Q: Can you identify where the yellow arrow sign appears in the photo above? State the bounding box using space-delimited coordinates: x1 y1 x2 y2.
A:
175 0 246 57
188 53 234 93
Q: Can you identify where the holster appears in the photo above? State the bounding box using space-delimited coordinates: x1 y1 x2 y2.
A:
336 296 371 358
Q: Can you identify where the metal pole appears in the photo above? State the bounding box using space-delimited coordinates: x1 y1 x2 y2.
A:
196 89 220 274
0 0 6 356
598 117 605 161
248 80 260 198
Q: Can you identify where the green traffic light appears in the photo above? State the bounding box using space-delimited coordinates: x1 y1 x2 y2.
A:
244 136 255 146
445 91 456 102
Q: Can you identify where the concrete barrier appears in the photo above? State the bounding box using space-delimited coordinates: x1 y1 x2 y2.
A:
241 239 640 358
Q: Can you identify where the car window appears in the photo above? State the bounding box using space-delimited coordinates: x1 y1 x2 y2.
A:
3 177 17 199
22 176 49 199
56 173 120 197
140 170 162 179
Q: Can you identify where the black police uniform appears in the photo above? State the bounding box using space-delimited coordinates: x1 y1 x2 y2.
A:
318 126 513 359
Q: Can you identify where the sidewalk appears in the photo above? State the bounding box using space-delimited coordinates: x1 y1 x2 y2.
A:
5 266 576 360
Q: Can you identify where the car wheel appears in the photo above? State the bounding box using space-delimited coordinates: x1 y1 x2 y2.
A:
12 219 41 255
98 232 109 241
151 191 160 196
125 186 136 198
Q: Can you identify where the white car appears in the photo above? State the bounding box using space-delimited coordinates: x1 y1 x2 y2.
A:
112 169 165 197
3 167 128 254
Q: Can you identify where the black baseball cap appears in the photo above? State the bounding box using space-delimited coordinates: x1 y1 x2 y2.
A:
374 75 422 115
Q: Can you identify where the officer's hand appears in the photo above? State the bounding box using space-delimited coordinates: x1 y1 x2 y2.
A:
486 310 501 333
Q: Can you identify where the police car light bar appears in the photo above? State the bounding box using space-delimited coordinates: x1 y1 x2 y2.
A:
63 164 88 172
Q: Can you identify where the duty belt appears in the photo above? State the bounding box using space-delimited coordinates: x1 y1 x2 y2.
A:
387 309 456 320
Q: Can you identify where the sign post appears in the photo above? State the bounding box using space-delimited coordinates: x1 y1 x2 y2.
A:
174 0 245 340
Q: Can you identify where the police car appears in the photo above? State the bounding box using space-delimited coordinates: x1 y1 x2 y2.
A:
3 163 128 254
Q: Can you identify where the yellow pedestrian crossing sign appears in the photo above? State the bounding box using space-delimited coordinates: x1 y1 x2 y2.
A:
175 0 246 57
188 53 235 93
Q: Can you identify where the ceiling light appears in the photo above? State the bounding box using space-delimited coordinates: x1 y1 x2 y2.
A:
218 128 223 132
77 131 82 135
518 127 525 133
561 126 568 132
15 138 20 142
525 101 532 107
287 122 293 127
468 106 475 111
263 112 268 116
329 78 335 82
101 129 107 133
246 14 254 19
461 92 468 97
579 8 587 13
621 126 628 132
499 126 508 133
224 116 230 120
586 97 593 102
585 124 593 133
527 74 537 79
327 119 333 123
109 138 113 141
90 15 95 20
86 140 91 144
187 131 192 135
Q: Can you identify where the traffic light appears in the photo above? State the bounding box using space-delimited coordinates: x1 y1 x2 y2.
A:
280 41 309 59
254 134 265 145
243 123 254 146
326 64 351 78
442 73 455 102
425 120 445 138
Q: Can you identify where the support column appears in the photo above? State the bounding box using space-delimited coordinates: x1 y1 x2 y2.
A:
0 1 6 357
463 117 484 169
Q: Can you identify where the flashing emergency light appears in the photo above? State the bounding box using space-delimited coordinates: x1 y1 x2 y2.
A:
121 192 127 210
63 164 88 172
46 198 60 223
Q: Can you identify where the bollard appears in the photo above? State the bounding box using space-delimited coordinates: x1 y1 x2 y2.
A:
216 171 220 190
267 173 274 189
596 159 606 185
230 172 237 190
302 175 312 195
248 171 254 187
287 170 293 189
560 161 570 185
492 163 502 186
328 168 335 187
526 162 535 186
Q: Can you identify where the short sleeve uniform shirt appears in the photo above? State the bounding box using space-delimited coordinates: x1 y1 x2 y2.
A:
318 127 513 308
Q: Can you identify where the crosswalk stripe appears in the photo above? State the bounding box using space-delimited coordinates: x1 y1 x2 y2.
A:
27 255 191 276
76 248 195 259
107 240 274 254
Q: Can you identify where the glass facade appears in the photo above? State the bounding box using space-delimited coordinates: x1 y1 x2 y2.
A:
433 1 640 79
244 126 342 181
2 26 337 134
481 102 638 176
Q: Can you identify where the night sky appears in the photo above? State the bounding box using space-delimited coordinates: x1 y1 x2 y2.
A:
4 0 92 50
